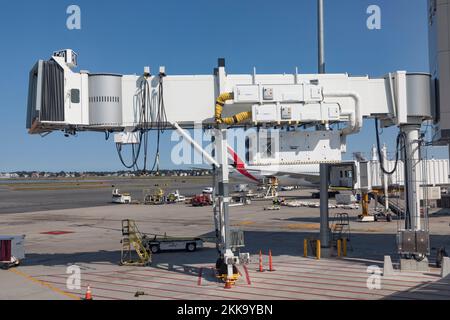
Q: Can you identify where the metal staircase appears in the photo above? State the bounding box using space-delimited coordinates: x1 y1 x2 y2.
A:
120 219 151 266
331 213 352 250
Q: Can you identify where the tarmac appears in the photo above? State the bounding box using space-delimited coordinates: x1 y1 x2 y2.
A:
0 177 211 214
1 183 450 300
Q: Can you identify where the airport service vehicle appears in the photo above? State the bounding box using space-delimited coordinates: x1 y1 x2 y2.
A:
202 187 213 194
192 194 213 207
144 188 165 205
143 235 204 254
166 190 186 203
234 184 249 193
0 235 25 269
281 186 295 191
120 220 203 266
112 189 131 204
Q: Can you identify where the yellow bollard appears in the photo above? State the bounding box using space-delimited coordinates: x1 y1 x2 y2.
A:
304 239 308 258
316 240 321 260
337 239 342 258
343 238 347 257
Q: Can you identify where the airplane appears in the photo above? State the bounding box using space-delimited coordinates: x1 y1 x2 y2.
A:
227 146 321 188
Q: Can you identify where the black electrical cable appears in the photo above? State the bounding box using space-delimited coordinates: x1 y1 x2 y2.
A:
115 73 168 174
149 75 168 173
141 77 151 173
375 119 404 176
116 133 144 170
115 76 150 171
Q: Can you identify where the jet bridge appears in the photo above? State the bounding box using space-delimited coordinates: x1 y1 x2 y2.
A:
27 50 433 134
26 49 435 283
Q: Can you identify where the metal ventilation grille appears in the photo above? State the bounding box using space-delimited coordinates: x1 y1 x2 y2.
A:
40 60 64 122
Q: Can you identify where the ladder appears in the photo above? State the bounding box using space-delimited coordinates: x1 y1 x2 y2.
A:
331 213 352 250
120 219 151 266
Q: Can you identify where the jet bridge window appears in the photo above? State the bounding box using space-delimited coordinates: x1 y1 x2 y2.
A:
71 89 80 104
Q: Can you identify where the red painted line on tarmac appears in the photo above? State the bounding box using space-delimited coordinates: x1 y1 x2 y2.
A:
275 260 442 281
122 271 356 300
49 273 244 300
243 265 252 285
278 258 380 270
253 263 444 285
234 272 366 300
251 277 408 299
66 279 179 300
244 269 450 299
116 268 423 289
197 268 203 286
41 279 143 300
125 268 380 299
43 276 192 300
29 265 216 279
251 268 450 299
83 271 300 300
248 270 415 291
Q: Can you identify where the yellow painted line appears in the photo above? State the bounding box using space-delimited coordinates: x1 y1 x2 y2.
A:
235 221 255 226
363 228 383 233
285 223 319 230
9 268 81 300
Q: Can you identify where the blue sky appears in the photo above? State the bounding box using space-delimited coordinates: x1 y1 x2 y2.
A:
0 0 447 171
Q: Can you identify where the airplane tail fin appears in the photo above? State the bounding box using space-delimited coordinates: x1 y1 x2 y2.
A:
227 146 259 182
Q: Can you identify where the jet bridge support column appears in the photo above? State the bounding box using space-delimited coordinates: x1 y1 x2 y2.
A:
213 58 238 282
401 125 422 231
215 128 231 252
214 128 236 281
319 163 331 251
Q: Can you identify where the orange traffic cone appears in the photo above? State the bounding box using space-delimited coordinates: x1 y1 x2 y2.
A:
258 250 265 272
84 285 93 300
224 278 233 289
268 249 275 272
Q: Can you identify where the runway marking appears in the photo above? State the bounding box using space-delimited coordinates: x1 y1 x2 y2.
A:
236 221 255 226
42 274 242 300
197 268 203 286
101 271 354 300
42 279 174 300
285 223 319 230
247 268 443 292
124 265 439 293
251 263 445 286
40 231 74 235
243 265 252 285
276 261 443 281
9 268 80 300
81 272 300 300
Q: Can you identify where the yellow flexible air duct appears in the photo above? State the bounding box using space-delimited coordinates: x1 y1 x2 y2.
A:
221 111 252 125
215 92 252 125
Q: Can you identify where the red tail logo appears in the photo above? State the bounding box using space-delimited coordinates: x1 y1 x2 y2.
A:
227 147 259 182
